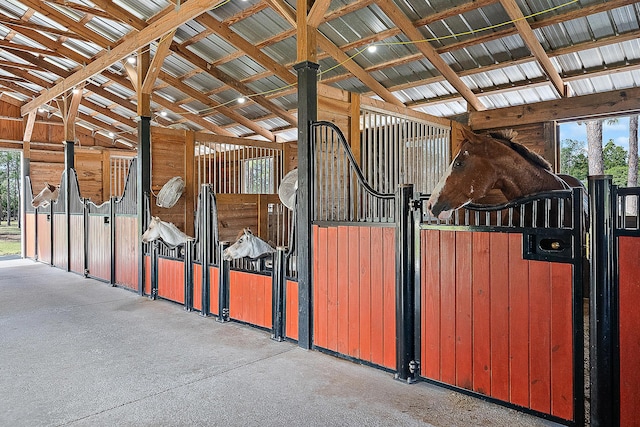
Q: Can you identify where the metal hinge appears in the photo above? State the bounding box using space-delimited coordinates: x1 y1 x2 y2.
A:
409 360 420 374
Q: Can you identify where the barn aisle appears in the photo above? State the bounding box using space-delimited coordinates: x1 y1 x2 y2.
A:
0 258 560 427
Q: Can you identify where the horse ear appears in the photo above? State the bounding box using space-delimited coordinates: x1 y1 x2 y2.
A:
459 127 478 143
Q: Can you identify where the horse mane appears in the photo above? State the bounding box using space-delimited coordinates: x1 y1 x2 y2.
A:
487 130 552 172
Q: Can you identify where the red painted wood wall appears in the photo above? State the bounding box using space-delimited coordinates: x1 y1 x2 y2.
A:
86 215 111 281
618 236 640 426
115 216 138 290
313 225 396 370
157 258 185 303
53 214 67 270
69 215 84 274
36 213 51 264
421 229 574 421
229 271 272 329
286 280 298 341
208 266 219 317
25 213 36 259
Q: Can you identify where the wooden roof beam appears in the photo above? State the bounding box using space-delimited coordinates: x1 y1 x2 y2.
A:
376 0 484 112
21 0 220 116
498 0 566 97
159 71 276 141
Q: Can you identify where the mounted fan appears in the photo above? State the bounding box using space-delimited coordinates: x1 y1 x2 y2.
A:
278 169 298 210
156 176 185 208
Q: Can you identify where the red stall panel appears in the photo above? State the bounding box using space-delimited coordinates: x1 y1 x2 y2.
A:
313 224 396 370
285 280 298 341
619 236 640 426
229 270 272 329
420 229 574 422
115 216 138 290
25 213 36 259
157 258 185 303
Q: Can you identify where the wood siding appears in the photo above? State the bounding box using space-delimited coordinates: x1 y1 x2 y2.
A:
313 224 396 370
69 215 84 274
420 230 574 421
52 213 68 270
618 236 640 427
286 280 299 341
36 213 51 264
229 271 272 328
157 258 185 304
114 216 138 290
86 215 111 281
25 213 36 259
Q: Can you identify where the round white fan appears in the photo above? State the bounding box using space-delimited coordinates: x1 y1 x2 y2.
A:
156 176 185 208
278 169 298 210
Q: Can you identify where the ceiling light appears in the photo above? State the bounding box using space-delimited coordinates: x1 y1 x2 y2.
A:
237 97 246 104
108 132 115 137
127 56 136 64
160 111 167 117
367 45 377 53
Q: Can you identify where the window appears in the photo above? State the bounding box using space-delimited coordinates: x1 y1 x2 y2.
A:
242 157 273 193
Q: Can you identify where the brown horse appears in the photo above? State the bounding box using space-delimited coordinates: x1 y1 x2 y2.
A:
427 128 585 221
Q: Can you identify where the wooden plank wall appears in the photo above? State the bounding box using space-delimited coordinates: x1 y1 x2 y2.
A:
216 194 280 243
157 258 185 303
151 127 190 234
312 224 396 370
286 280 299 341
114 216 138 290
420 229 574 422
25 213 36 259
618 236 640 426
229 271 272 328
52 214 67 269
69 214 84 274
36 213 51 264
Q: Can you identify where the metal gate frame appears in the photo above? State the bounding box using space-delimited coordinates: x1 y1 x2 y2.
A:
412 189 586 426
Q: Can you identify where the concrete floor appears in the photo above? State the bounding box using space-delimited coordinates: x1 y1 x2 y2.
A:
0 257 562 427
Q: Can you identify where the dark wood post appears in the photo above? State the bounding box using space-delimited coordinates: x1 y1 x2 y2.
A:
137 117 151 296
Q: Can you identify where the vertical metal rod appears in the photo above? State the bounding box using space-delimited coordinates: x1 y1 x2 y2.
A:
218 241 230 322
588 175 619 427
395 184 417 383
271 246 287 341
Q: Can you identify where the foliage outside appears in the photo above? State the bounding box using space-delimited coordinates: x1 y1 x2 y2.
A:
0 221 20 255
561 138 639 187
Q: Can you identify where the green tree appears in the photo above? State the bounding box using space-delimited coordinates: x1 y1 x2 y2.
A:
560 139 588 183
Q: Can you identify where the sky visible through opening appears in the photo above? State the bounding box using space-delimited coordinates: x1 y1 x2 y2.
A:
559 116 633 150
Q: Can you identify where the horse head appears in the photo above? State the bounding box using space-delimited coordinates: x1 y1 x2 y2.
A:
427 128 565 219
427 129 502 219
31 182 60 208
141 216 162 244
223 228 275 261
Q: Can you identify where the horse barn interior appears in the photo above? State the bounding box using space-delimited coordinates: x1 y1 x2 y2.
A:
1 0 640 425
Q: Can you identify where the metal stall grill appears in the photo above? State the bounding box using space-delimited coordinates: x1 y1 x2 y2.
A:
110 155 133 198
194 141 285 195
311 121 397 370
360 106 450 195
417 189 585 425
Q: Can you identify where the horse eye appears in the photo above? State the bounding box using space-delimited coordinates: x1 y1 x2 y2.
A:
453 160 463 168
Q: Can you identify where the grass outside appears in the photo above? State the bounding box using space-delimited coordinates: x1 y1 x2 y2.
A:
0 221 21 255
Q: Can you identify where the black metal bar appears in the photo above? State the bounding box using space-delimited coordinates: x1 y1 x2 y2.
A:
395 184 417 383
293 60 319 350
571 186 586 427
271 246 287 341
137 116 151 296
201 185 210 316
83 199 88 277
49 202 53 265
217 241 230 322
184 242 193 311
64 142 73 272
109 197 115 286
150 242 158 300
588 175 619 427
